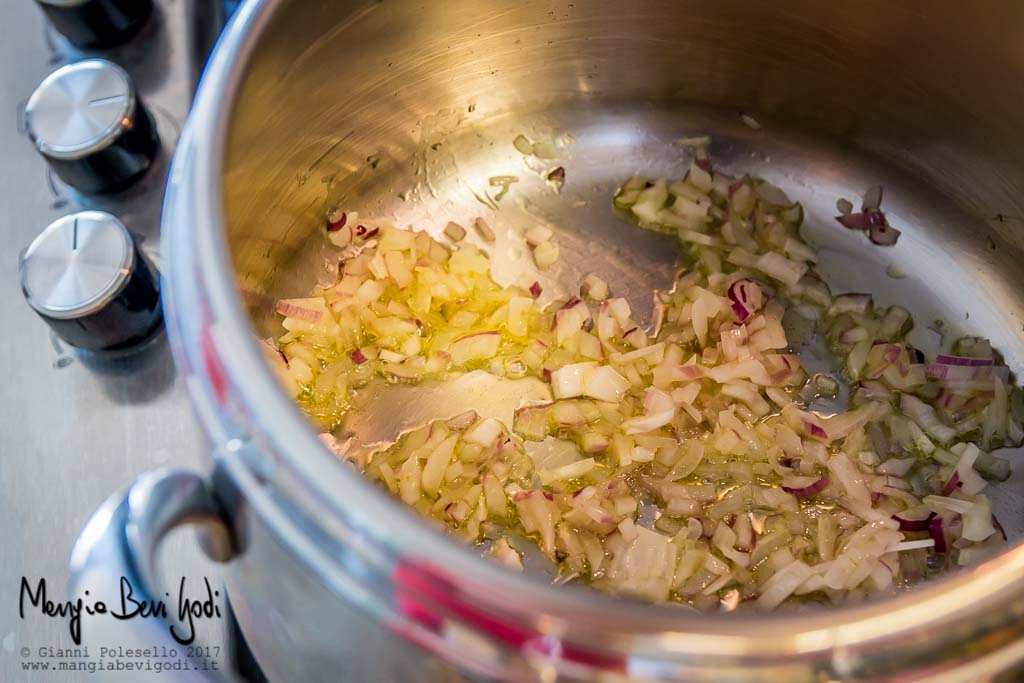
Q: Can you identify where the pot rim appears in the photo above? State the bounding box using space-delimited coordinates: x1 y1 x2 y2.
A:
164 0 1024 676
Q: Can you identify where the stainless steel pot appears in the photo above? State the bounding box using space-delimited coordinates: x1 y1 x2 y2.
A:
71 1 1024 680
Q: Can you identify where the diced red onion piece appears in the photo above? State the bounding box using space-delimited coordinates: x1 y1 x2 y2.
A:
727 279 763 322
529 281 543 298
869 221 901 246
275 300 324 323
835 210 899 245
892 511 936 532
862 185 883 211
804 421 828 440
882 344 901 363
350 349 368 365
781 476 829 498
838 326 869 344
560 296 582 311
929 516 946 554
546 166 566 187
327 211 347 231
836 213 869 231
935 354 994 367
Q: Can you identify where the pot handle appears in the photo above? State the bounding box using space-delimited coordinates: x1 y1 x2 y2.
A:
69 468 241 681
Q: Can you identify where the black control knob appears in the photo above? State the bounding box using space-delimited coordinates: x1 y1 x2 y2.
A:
20 211 163 352
35 0 153 49
26 59 160 194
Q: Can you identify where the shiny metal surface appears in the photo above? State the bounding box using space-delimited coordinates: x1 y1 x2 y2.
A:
0 2 227 682
35 0 155 49
21 211 134 319
38 0 91 6
160 0 1024 681
69 468 237 683
26 59 135 160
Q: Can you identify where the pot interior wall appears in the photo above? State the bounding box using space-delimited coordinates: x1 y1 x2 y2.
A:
221 0 1024 535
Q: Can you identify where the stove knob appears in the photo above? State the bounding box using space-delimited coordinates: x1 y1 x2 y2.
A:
35 0 153 49
26 59 159 194
20 211 162 352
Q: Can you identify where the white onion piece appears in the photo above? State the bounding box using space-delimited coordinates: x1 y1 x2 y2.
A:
961 496 995 542
580 274 610 301
532 240 559 270
756 560 814 610
550 362 595 399
450 331 502 366
421 436 457 497
525 225 553 247
923 495 974 515
622 410 674 435
901 393 957 444
444 221 467 242
473 217 496 243
605 527 678 602
754 252 807 286
891 539 935 552
489 538 523 571
464 417 504 446
583 365 630 402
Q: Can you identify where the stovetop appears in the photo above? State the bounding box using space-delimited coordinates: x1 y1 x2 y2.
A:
0 2 253 680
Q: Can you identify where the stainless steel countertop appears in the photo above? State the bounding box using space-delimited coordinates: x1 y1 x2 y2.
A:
1 2 228 680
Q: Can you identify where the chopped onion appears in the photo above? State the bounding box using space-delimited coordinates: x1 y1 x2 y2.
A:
923 495 974 515
580 274 610 302
276 298 326 324
546 166 566 191
473 217 496 243
893 511 935 532
961 496 995 542
756 560 813 610
444 221 467 242
727 279 764 321
525 225 554 247
829 293 872 316
935 354 994 367
781 476 830 498
622 388 675 434
513 134 534 155
869 221 901 246
446 410 479 430
584 365 630 402
862 186 883 211
489 537 523 571
754 252 807 287
280 152 1015 615
891 539 935 552
550 362 594 399
901 393 956 444
532 240 560 270
929 516 947 553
